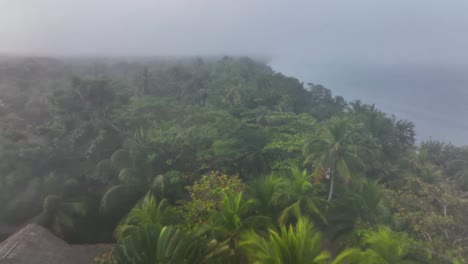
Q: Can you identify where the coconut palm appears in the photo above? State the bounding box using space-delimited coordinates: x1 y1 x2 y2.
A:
247 175 286 221
240 217 330 264
303 117 364 203
326 179 391 241
279 166 326 225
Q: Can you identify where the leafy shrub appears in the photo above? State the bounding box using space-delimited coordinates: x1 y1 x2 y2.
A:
184 171 245 225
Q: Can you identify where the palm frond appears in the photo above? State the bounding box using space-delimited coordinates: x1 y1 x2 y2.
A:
111 225 230 264
114 192 172 239
100 184 142 214
240 217 330 264
209 193 272 241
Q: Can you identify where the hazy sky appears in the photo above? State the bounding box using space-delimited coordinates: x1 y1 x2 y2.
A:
1 0 468 63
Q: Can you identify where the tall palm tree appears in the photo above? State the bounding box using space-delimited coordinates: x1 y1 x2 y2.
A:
240 217 330 264
303 117 364 203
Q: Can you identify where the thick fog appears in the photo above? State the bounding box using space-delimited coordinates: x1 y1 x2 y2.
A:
2 0 468 144
1 0 467 62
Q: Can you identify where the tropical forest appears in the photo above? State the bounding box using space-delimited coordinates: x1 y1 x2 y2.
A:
1 56 468 264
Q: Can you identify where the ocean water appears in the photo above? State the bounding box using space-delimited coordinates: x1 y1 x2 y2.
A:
270 60 468 146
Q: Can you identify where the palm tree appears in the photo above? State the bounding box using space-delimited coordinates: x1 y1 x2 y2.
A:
332 227 415 264
111 225 230 264
34 194 87 238
352 180 391 225
100 171 183 215
247 175 286 221
279 166 326 224
134 66 153 96
240 217 330 264
325 179 391 241
152 172 184 201
99 182 145 217
303 117 364 203
96 148 145 216
225 86 242 106
99 148 183 217
114 192 180 240
362 227 412 263
209 193 271 246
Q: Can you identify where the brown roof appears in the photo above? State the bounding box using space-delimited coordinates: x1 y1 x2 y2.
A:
0 224 111 264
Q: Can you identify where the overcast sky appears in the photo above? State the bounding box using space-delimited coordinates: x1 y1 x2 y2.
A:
1 0 468 64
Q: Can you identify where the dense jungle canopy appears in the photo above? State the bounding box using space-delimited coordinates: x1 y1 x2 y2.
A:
0 56 467 263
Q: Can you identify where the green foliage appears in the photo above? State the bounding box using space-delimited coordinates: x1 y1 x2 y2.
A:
306 83 347 121
209 193 271 243
95 159 114 182
118 168 140 184
303 116 365 202
278 166 326 225
114 192 181 240
348 227 415 264
1 57 467 263
35 194 87 238
184 171 245 225
151 171 184 201
111 149 132 172
263 112 316 154
419 140 459 166
384 174 466 263
110 225 229 264
240 217 330 264
331 227 420 264
326 179 392 241
247 175 287 221
100 185 143 215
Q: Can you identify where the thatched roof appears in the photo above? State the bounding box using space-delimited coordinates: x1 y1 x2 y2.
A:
0 224 111 264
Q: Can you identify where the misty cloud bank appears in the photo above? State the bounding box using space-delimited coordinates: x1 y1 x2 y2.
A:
2 0 467 63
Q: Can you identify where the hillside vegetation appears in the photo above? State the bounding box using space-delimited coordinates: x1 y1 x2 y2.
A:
0 56 467 263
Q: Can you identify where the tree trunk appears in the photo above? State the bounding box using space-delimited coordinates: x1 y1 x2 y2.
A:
327 161 338 205
327 172 335 203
